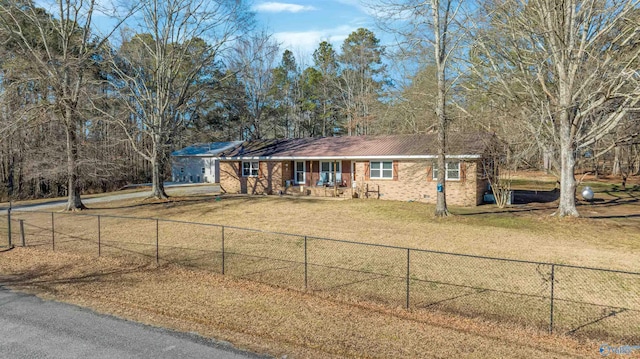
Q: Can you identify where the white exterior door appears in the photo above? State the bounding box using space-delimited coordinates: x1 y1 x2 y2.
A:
295 161 305 184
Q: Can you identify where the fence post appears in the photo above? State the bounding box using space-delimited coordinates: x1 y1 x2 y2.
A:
97 215 101 257
51 212 55 251
406 248 410 309
304 236 308 289
549 264 555 334
221 226 225 275
6 208 11 248
19 220 25 247
155 219 159 264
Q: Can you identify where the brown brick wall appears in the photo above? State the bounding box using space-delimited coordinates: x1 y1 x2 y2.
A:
476 163 490 205
221 159 485 206
219 161 241 194
219 161 284 195
282 161 294 184
354 159 483 206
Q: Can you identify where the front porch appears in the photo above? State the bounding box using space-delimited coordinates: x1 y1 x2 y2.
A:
281 181 387 201
281 182 354 198
285 159 354 189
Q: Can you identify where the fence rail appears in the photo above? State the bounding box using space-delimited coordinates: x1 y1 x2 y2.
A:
4 209 640 342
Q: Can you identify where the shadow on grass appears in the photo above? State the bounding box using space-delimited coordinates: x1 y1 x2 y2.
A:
0 262 151 291
453 189 559 217
455 204 556 217
458 187 640 220
417 288 489 309
3 243 637 343
582 212 640 219
90 194 338 219
89 194 220 211
566 308 627 336
608 184 640 193
576 189 640 219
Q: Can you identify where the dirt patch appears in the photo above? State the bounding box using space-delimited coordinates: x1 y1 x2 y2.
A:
0 247 601 358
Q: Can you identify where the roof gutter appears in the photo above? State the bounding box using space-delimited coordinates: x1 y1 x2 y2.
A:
219 154 482 161
172 154 224 158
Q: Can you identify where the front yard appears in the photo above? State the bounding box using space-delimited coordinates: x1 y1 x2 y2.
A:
1 175 638 356
72 180 640 271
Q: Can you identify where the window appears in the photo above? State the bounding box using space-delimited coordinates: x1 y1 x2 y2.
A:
370 161 393 179
180 167 184 173
432 161 460 180
295 161 305 184
320 161 341 185
242 161 259 177
201 167 205 174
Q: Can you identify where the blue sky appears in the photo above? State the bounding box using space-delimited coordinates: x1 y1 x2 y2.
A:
252 1 377 62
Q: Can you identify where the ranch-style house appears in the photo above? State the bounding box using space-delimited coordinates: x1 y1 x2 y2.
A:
216 133 497 206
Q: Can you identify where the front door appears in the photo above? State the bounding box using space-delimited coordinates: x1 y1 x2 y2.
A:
295 161 305 184
320 161 341 185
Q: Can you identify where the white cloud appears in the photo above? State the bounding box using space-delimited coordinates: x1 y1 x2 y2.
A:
273 25 355 57
335 0 377 16
253 2 317 13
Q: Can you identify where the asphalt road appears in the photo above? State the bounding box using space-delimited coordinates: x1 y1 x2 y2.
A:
0 183 220 214
0 287 264 359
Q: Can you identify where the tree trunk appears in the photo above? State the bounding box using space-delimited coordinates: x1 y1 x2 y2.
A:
558 142 578 216
612 146 621 176
434 57 448 216
433 0 449 217
150 140 168 199
322 87 328 137
151 160 168 199
557 100 579 217
64 108 86 211
633 145 640 175
435 130 448 216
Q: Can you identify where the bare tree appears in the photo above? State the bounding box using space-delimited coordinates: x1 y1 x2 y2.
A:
0 0 129 210
376 0 465 216
104 0 252 198
229 30 280 140
472 0 640 216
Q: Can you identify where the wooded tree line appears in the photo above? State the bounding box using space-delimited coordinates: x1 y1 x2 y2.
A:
0 0 638 217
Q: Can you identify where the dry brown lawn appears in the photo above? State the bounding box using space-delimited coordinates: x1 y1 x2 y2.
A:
81 188 640 270
0 247 602 358
1 177 639 357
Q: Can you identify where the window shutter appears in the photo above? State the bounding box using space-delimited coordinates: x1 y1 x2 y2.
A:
364 162 370 180
258 162 263 178
393 161 398 181
237 162 242 176
460 162 466 181
426 164 433 182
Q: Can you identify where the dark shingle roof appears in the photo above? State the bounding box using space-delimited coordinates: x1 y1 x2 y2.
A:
220 133 492 159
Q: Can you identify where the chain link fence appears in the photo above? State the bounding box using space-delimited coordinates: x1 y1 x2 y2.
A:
5 209 640 342
0 213 9 248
